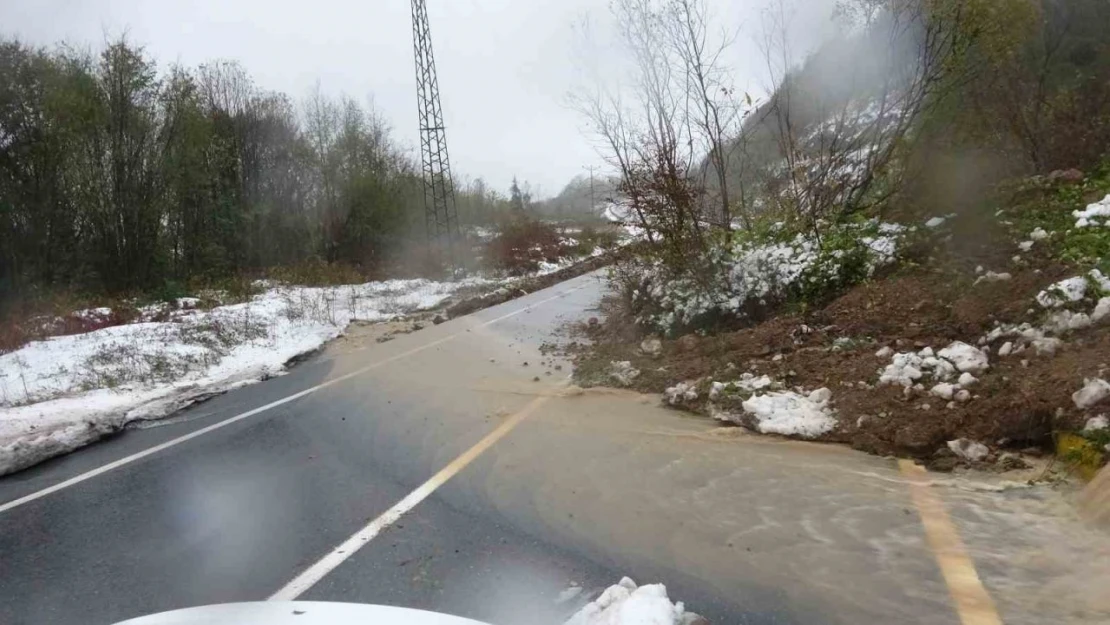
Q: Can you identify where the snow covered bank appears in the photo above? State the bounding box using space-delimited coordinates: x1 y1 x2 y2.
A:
565 578 702 625
626 220 906 333
0 278 488 475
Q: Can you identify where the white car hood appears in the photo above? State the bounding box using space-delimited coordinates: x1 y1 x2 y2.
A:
114 602 491 625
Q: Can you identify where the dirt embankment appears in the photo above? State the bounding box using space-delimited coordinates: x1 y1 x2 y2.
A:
564 222 1109 472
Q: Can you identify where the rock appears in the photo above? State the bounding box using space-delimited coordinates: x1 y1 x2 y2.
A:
432 314 447 325
894 424 945 451
875 346 894 359
639 338 663 357
997 453 1030 471
533 376 541 382
1021 446 1045 457
954 389 971 403
927 456 959 472
587 317 600 328
947 438 989 462
609 361 641 386
998 341 1014 357
678 335 698 352
375 335 395 343
1048 168 1084 184
1073 378 1110 409
412 322 425 331
957 372 978 387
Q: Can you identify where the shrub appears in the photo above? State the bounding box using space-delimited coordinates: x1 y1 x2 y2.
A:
485 216 564 276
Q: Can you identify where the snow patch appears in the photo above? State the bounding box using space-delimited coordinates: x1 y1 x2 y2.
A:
947 438 989 462
664 382 698 405
0 278 489 475
1084 416 1108 433
564 577 701 625
1073 379 1110 410
1073 194 1110 228
740 388 835 438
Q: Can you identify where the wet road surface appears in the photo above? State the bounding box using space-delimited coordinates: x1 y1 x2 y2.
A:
1 271 1108 624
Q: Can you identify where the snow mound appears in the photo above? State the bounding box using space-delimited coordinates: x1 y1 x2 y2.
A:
564 578 701 625
0 278 484 475
937 341 990 374
741 388 835 438
879 343 987 389
1073 194 1110 228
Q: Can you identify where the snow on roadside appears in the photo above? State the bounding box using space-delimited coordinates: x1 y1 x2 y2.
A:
0 278 490 475
564 577 702 625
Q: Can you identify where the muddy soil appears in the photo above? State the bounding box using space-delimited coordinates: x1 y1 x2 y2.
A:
564 258 1110 470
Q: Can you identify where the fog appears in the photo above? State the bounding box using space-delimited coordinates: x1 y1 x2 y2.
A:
0 0 839 198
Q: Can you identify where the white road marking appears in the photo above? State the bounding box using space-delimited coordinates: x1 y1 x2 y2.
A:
268 390 556 600
0 283 590 515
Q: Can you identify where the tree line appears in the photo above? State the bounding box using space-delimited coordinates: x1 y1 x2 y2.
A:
0 37 523 309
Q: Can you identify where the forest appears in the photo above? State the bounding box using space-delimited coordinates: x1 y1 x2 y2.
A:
0 38 553 312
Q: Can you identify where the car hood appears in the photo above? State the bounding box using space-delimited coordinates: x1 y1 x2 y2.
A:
114 602 491 625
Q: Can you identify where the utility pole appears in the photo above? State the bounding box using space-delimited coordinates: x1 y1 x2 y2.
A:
583 165 600 213
411 0 460 272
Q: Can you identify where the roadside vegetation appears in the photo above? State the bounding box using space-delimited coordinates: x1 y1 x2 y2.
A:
567 0 1110 473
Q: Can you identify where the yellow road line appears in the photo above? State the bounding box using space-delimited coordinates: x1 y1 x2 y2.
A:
898 459 1003 625
269 390 555 600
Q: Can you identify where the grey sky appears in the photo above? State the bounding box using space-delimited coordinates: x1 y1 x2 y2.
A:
0 0 836 198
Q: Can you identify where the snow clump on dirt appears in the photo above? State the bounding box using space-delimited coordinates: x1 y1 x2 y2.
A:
564 577 702 625
878 342 988 388
947 438 990 462
1073 379 1110 410
740 387 836 438
610 361 641 386
664 381 699 405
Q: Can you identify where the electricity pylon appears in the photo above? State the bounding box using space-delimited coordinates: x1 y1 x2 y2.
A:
410 0 461 271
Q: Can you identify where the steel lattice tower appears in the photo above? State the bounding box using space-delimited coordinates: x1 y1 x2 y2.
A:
411 0 460 269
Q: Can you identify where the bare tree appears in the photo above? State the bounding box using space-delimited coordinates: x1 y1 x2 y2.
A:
663 0 750 230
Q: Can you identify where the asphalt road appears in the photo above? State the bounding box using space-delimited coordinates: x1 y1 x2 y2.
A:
1 271 1107 625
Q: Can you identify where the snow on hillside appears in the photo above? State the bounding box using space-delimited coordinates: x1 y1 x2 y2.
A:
0 278 490 475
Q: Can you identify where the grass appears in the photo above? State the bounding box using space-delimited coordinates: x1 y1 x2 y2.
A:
999 163 1110 273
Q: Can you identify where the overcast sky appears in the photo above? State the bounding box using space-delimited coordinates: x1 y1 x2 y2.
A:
1 0 836 198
